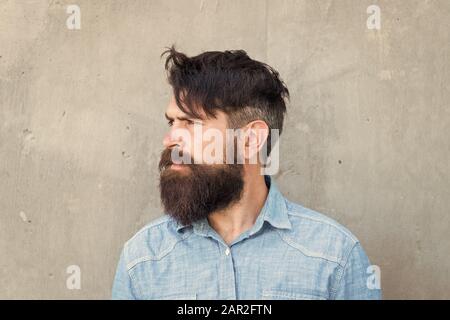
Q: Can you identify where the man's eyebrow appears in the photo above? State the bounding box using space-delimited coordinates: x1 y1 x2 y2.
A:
164 113 202 121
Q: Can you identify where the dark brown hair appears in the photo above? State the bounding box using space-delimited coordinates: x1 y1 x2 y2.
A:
161 45 290 155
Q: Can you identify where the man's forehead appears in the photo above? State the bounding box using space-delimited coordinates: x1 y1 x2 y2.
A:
165 96 193 116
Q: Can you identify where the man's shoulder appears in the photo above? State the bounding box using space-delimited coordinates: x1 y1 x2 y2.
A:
280 199 361 266
125 214 174 244
121 214 187 270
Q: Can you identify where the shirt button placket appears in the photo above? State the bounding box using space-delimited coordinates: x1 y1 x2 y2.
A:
221 245 236 299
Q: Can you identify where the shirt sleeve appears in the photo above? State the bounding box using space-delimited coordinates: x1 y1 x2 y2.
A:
111 246 138 300
332 242 382 300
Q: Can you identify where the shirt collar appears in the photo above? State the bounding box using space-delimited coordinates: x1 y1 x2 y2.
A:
258 175 292 231
174 175 292 233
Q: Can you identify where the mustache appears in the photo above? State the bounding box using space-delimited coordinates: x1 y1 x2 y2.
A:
158 148 195 172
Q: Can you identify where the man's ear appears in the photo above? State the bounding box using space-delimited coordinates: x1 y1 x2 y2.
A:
242 120 269 164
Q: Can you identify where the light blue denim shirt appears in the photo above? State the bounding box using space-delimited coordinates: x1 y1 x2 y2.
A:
112 175 381 300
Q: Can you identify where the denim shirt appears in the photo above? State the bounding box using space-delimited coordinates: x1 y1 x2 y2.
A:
112 175 381 300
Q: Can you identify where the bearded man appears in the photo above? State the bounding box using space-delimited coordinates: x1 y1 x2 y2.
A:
112 46 382 300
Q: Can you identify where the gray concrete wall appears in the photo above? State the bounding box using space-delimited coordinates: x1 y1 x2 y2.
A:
1 0 449 299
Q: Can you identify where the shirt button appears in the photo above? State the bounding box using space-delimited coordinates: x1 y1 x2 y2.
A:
225 248 230 256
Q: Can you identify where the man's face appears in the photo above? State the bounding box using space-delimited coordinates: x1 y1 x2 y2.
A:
158 96 244 226
162 96 232 166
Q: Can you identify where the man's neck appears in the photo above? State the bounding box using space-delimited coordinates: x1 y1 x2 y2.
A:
207 169 269 245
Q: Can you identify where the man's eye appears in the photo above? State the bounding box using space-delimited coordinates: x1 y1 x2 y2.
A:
167 120 174 127
186 119 194 125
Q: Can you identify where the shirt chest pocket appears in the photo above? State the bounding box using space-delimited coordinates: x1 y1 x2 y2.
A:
261 289 327 300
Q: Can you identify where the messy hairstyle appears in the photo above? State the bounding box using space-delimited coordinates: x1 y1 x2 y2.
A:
161 45 290 155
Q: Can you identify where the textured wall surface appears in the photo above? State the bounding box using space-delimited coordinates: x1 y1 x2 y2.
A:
1 0 449 299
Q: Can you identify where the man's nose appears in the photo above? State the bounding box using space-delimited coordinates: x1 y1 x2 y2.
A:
163 129 182 149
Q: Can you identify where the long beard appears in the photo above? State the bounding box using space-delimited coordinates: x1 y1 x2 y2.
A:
158 148 244 226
